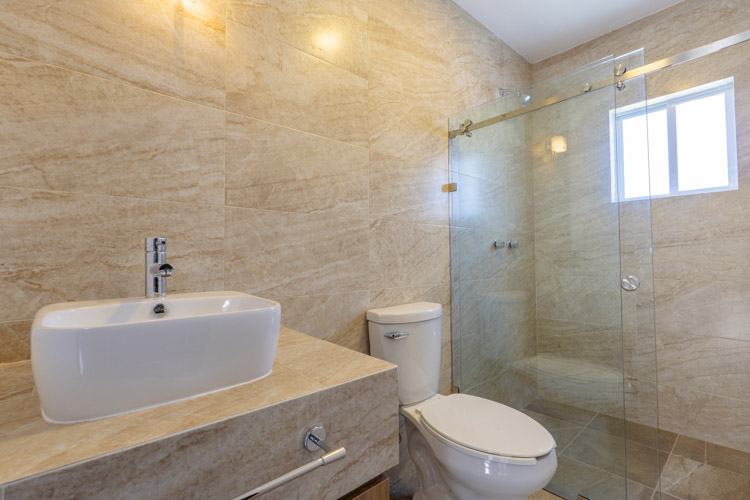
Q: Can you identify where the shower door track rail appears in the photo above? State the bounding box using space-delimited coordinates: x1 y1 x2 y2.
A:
448 29 750 139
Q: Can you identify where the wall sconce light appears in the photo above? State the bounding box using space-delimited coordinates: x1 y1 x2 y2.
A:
550 135 567 154
315 28 338 53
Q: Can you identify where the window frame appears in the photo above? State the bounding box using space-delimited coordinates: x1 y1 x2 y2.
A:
610 77 738 202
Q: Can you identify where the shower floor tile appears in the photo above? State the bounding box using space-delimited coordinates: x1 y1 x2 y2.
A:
523 410 585 451
525 398 750 500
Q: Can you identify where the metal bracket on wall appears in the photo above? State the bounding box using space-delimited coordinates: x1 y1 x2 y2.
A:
443 183 457 192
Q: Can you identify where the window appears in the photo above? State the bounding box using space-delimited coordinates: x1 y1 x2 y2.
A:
610 78 738 201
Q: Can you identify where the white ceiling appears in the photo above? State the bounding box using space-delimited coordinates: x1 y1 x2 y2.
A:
453 0 685 63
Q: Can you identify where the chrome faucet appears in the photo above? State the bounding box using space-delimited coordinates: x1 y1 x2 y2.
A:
145 237 174 299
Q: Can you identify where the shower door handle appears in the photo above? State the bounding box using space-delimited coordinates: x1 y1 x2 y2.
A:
621 276 640 291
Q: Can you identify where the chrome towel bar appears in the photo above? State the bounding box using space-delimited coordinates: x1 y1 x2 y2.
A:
232 426 346 499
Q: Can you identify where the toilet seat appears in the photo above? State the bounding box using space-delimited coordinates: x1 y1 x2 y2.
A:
413 394 556 465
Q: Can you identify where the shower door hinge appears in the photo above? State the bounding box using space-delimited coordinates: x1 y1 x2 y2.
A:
443 183 457 192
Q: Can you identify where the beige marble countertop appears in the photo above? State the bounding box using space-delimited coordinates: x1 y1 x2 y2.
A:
0 327 395 485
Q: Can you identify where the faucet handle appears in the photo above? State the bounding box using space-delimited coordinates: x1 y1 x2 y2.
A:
145 237 167 252
149 263 174 278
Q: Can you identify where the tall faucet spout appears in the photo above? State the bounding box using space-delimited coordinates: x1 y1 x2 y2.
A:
145 237 173 299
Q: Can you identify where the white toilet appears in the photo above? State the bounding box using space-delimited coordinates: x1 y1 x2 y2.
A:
367 302 557 500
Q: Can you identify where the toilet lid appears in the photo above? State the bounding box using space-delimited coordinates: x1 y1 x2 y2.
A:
419 394 556 458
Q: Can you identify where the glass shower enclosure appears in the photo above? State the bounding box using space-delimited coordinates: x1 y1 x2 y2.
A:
449 51 662 499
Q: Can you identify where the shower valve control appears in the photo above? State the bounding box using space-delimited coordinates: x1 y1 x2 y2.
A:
508 240 519 249
493 240 506 249
621 276 640 291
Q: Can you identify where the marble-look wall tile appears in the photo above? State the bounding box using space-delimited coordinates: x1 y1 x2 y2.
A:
369 220 449 290
0 0 226 108
0 365 35 438
537 319 622 367
650 189 750 282
450 113 532 185
657 331 750 401
0 53 225 205
659 383 750 452
0 361 33 402
368 40 451 116
535 274 622 328
460 321 536 391
450 173 506 230
224 207 369 297
458 278 535 336
225 113 368 217
453 227 534 283
534 199 619 260
274 291 370 353
369 85 449 170
0 322 31 364
226 20 369 147
228 0 368 78
444 4 510 116
0 188 224 323
654 278 750 342
466 359 538 410
367 0 449 59
369 152 450 226
537 353 624 416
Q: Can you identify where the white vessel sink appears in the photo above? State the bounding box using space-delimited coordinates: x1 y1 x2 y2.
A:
31 292 281 423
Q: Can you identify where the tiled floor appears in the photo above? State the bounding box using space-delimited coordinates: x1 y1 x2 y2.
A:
525 398 750 500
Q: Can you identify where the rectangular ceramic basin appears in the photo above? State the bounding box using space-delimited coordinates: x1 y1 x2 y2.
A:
31 292 281 423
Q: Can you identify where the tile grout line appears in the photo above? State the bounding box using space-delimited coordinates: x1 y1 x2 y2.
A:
563 453 658 496
558 411 599 456
0 48 451 185
227 16 369 82
0 48 227 114
654 431 681 500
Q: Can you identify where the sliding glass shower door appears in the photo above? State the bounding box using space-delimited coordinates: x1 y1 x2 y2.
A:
449 51 661 499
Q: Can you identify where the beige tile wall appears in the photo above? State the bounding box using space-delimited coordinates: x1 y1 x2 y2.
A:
532 0 750 452
0 0 530 423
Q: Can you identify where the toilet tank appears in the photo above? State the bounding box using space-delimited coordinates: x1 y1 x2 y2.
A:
367 302 442 405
